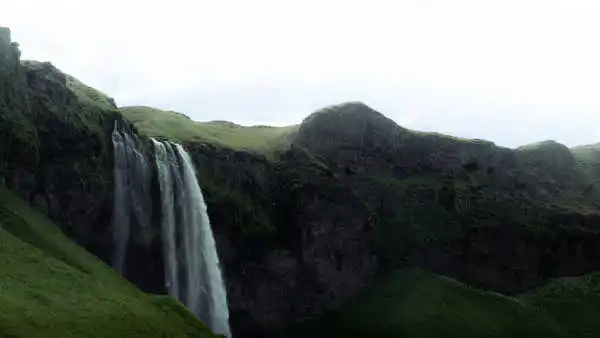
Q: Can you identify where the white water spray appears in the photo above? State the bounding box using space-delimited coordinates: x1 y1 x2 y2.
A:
152 139 231 337
111 123 152 274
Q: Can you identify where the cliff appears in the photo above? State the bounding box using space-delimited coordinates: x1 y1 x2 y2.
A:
293 102 600 293
4 26 600 338
0 32 124 261
0 31 377 337
121 102 600 335
186 143 377 336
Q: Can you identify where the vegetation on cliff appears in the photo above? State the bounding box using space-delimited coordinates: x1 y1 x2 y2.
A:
0 28 126 273
0 186 217 338
295 268 600 338
292 102 600 290
121 106 297 157
123 98 600 335
0 27 222 337
5 23 600 338
65 74 116 110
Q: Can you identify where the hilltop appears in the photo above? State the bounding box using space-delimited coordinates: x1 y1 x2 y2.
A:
120 106 298 157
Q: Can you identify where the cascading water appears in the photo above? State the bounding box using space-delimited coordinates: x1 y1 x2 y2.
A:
152 139 231 337
111 122 152 274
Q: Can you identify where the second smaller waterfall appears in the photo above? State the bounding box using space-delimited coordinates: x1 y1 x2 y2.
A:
111 122 152 275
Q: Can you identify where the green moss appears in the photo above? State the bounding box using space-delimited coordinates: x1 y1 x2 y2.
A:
207 185 275 237
65 75 115 110
521 273 600 337
121 106 298 157
408 129 496 145
355 175 461 261
0 186 217 338
571 143 600 182
295 268 600 338
205 182 275 237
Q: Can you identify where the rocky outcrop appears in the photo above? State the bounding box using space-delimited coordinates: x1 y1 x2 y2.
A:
0 33 121 264
185 142 377 337
293 102 600 294
0 27 10 44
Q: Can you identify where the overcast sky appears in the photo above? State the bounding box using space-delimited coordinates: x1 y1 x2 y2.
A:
4 0 600 148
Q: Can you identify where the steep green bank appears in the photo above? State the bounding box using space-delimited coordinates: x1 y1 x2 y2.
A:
0 186 217 338
121 106 297 157
296 268 600 338
0 28 166 294
0 28 123 266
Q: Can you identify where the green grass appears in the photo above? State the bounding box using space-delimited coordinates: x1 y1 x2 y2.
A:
521 273 600 338
0 186 218 338
571 143 600 184
407 128 497 146
121 106 298 156
65 75 116 110
296 268 600 338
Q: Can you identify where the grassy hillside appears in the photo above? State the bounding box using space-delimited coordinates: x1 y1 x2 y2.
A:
521 272 600 338
296 268 600 338
121 106 298 156
65 74 116 110
571 143 600 186
0 186 218 338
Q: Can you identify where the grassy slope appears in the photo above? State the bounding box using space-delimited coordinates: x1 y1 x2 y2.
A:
571 143 600 186
0 186 218 338
521 273 600 338
298 269 600 338
121 106 298 156
65 74 116 110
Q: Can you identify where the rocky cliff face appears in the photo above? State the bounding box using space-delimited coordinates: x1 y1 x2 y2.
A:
294 102 600 294
0 31 122 260
0 30 378 337
186 142 377 337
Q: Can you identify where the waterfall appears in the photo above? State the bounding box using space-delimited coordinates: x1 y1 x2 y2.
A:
111 122 152 274
152 139 231 337
111 124 231 336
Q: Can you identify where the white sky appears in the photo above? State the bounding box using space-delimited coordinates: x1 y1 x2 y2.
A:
4 0 600 148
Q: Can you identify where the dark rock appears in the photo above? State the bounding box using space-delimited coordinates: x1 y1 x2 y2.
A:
0 27 10 45
184 142 378 336
463 161 479 172
293 102 600 295
0 34 121 268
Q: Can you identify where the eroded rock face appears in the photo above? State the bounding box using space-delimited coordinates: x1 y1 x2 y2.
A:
0 27 10 44
293 102 600 294
185 142 378 337
0 37 120 264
